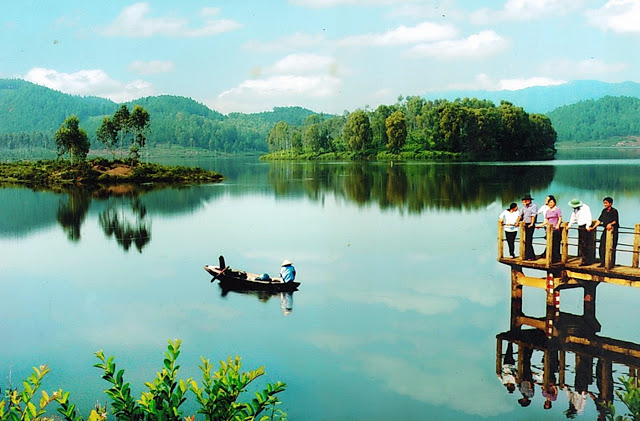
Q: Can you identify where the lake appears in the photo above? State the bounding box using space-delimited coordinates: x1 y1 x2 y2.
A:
2 149 640 420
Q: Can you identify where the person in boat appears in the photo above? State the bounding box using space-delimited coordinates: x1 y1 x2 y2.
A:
499 202 519 258
280 259 296 283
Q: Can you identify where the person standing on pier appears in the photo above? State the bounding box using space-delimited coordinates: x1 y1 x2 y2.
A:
518 194 538 260
500 203 519 258
568 198 594 265
538 197 562 262
587 197 619 267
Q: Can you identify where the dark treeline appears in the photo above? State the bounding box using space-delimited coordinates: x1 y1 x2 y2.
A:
547 95 640 142
265 96 557 161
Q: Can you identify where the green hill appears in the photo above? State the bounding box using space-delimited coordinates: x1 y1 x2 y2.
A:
547 96 640 143
0 79 317 155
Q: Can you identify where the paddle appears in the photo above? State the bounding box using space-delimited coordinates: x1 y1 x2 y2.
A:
211 266 229 282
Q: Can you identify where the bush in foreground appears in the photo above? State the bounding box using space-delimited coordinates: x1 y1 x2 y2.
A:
0 339 287 421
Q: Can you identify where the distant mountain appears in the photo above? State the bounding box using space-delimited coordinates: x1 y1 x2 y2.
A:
422 80 640 114
0 78 316 154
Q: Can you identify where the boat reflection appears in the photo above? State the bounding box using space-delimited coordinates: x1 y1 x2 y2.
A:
496 296 640 418
218 285 295 316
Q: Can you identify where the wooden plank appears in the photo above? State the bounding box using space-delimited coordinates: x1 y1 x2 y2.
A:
515 315 546 330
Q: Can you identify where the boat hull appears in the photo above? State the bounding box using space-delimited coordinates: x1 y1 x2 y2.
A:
204 265 300 292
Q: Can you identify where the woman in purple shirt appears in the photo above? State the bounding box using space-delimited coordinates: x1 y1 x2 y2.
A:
539 196 562 262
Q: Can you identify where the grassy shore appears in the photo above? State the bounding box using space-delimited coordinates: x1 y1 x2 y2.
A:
0 157 224 189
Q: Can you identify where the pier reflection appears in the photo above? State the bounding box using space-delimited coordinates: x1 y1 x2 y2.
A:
496 295 640 418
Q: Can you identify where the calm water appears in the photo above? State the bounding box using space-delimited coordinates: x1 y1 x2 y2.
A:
2 150 640 420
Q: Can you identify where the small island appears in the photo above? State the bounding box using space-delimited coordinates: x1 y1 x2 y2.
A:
0 158 224 189
0 105 224 190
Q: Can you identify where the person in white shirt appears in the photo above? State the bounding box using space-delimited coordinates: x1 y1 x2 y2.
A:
499 203 519 258
568 198 593 265
538 195 551 220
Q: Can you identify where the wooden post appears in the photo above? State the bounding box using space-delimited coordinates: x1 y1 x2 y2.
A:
584 282 597 320
545 224 553 265
605 228 614 269
511 267 523 329
561 222 569 263
496 339 503 375
543 349 552 389
633 224 640 268
587 220 597 264
559 350 566 386
519 223 526 259
517 344 524 381
498 220 504 261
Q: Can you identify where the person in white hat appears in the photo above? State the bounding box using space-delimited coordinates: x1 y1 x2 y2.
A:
568 198 593 265
280 259 296 283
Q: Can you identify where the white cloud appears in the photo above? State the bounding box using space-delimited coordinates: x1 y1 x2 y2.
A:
337 22 457 47
408 30 507 59
496 77 566 91
103 2 241 38
585 0 640 34
244 32 326 52
471 0 585 24
128 60 175 75
290 0 422 7
387 0 460 19
267 53 336 75
212 74 342 113
23 67 153 102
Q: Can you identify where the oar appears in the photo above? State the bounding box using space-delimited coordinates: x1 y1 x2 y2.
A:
211 266 229 282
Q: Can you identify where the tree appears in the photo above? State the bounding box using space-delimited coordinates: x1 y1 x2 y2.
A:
267 121 292 152
343 109 373 153
112 104 131 152
54 115 89 162
96 116 117 158
385 110 407 153
130 105 150 149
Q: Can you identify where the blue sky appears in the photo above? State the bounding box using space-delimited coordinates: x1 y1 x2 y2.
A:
1 0 638 114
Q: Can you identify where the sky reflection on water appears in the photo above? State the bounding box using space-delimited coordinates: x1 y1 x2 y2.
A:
2 155 640 420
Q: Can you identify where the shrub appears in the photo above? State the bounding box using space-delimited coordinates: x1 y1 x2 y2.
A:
1 340 287 421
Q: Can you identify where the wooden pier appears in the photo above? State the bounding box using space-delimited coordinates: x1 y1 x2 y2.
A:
496 220 640 406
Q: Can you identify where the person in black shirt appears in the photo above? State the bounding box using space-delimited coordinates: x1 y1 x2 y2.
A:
587 197 619 267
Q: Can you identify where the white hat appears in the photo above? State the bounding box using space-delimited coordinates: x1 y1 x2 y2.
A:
281 259 292 266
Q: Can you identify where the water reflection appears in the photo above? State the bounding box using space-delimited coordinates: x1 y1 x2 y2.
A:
268 161 555 212
218 285 296 315
57 190 90 241
496 292 640 418
99 196 151 252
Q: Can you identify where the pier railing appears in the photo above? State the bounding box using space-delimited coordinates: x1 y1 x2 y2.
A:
498 220 640 270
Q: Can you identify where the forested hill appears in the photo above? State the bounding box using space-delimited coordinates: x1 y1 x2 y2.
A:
547 96 640 143
0 78 316 153
0 79 115 133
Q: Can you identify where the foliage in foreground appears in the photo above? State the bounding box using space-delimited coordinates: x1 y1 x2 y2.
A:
604 376 640 421
0 339 287 421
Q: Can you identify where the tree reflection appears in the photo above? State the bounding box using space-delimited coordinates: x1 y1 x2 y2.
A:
267 162 555 212
57 190 90 241
99 196 151 252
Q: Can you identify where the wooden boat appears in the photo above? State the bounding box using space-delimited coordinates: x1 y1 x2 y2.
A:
204 255 300 292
